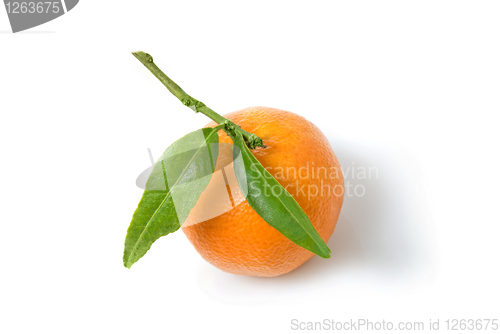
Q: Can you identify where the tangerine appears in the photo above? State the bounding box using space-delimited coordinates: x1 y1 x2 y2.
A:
182 107 344 276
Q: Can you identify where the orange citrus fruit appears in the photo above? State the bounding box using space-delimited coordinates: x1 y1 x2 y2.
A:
182 107 344 277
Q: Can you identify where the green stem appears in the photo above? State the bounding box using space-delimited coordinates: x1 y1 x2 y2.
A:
132 51 265 149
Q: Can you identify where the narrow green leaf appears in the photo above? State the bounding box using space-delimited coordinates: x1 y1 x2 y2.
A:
123 127 220 268
231 133 331 258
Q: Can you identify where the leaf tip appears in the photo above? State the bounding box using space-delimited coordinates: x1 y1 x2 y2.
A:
124 261 135 269
123 252 135 269
320 246 331 259
313 243 331 259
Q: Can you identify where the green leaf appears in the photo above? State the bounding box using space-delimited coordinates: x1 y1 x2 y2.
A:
123 127 220 268
231 132 331 258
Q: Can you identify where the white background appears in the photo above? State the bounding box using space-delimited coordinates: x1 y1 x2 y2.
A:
1 1 499 333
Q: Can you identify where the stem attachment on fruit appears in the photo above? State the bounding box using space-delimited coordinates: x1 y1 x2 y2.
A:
132 51 266 149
